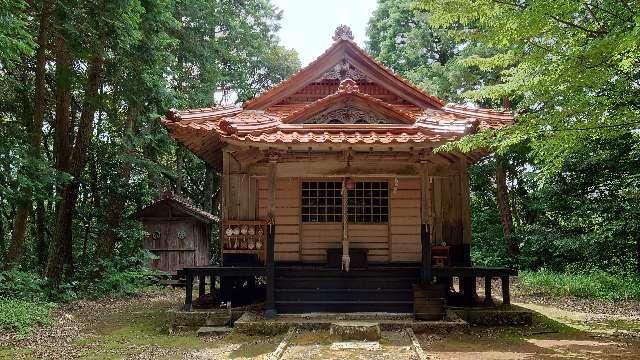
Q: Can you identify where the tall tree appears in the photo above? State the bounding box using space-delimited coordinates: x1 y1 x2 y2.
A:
6 0 52 267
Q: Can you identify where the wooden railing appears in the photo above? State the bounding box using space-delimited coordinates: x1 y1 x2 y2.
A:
220 219 268 262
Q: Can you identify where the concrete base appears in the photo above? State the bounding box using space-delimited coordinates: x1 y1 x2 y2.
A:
233 311 468 334
330 321 381 341
449 304 533 326
330 341 381 351
167 308 243 330
196 326 232 337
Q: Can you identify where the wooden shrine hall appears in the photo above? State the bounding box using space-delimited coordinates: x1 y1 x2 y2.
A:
163 26 516 319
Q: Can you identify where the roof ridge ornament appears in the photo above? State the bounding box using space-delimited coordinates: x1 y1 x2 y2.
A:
332 25 354 41
337 78 359 93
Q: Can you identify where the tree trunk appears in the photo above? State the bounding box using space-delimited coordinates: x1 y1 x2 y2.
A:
47 56 103 282
175 145 184 195
35 200 48 270
496 157 519 257
7 2 51 266
636 236 640 274
97 103 137 259
203 165 214 213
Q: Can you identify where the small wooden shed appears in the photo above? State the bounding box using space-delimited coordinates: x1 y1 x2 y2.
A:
139 193 217 273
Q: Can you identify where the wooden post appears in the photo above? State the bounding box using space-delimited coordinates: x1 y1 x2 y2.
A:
421 223 431 284
420 161 432 284
341 178 350 271
198 274 206 298
184 271 193 311
460 168 472 245
462 277 476 306
501 275 510 305
484 276 494 305
265 153 277 317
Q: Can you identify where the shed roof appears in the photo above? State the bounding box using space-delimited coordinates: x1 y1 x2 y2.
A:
139 192 218 224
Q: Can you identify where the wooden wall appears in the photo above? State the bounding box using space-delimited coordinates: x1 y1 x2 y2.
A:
225 152 472 264
390 178 421 262
142 220 210 272
223 151 257 220
257 177 301 262
299 224 389 263
429 175 466 246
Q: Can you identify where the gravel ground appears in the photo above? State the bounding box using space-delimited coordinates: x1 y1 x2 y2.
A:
475 277 640 320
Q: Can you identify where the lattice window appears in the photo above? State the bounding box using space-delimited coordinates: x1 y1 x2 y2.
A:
301 181 343 223
301 181 389 224
348 181 389 224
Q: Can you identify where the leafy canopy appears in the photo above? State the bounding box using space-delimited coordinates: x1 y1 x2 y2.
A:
419 0 640 175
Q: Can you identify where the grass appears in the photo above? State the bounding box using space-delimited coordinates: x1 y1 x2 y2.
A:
518 269 640 301
0 299 56 336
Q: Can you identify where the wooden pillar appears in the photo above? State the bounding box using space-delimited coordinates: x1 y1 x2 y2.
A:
462 276 476 306
460 167 472 245
484 276 494 305
198 274 206 298
341 179 350 271
501 275 510 305
420 161 432 284
184 271 193 311
421 223 431 284
265 153 277 317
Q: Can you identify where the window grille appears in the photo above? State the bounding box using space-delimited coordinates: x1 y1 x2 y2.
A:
301 181 388 224
347 181 388 223
301 181 342 223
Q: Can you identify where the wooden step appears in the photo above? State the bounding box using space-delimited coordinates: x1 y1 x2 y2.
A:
275 288 412 302
330 321 381 341
276 300 414 313
413 283 447 321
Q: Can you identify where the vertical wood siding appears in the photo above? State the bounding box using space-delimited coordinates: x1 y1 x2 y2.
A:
257 177 301 262
390 178 421 262
430 175 464 246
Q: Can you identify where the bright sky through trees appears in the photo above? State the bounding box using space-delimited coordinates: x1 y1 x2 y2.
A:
272 0 377 65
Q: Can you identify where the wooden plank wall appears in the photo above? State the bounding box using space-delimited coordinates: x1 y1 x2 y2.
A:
390 178 421 262
430 175 464 246
299 224 389 263
224 151 256 220
250 172 470 264
143 221 197 272
226 174 256 220
300 223 341 262
257 177 301 262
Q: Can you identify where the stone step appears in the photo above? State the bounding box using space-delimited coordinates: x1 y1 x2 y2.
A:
330 341 381 351
197 326 232 337
330 321 381 341
205 314 232 326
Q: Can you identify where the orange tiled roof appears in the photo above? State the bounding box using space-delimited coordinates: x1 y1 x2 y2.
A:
162 26 514 169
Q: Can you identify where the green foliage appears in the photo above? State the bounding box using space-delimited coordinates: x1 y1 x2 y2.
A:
420 0 640 175
0 299 55 335
520 269 640 301
0 0 35 66
367 0 640 277
53 250 159 302
0 270 48 300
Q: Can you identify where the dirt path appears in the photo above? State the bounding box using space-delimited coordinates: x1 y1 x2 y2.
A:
280 330 419 360
420 303 640 360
